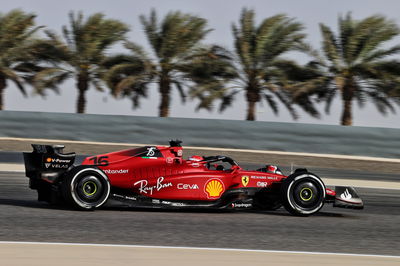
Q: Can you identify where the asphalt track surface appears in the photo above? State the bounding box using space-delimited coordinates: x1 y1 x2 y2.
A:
1 169 399 256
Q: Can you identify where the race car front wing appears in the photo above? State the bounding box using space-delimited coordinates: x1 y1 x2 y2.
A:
326 186 364 209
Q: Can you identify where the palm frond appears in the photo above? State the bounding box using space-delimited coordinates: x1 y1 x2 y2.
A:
319 23 340 67
219 90 240 112
140 9 160 56
124 41 149 58
32 68 71 95
1 67 26 95
172 80 186 103
263 93 279 115
362 45 400 62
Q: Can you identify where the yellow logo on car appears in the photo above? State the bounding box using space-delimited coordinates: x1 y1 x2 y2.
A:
205 179 224 198
241 176 249 187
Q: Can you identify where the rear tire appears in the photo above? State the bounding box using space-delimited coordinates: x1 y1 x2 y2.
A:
281 172 325 216
62 166 110 210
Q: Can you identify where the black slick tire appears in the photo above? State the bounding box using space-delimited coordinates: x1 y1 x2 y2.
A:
280 172 325 216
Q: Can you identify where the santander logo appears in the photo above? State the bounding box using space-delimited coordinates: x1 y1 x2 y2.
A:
340 189 352 200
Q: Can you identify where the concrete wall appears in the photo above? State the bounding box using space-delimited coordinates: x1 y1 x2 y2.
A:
0 111 399 158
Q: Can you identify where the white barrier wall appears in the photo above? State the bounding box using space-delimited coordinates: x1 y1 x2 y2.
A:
0 111 399 158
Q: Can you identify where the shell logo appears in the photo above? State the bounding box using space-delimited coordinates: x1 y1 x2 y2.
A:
204 179 225 199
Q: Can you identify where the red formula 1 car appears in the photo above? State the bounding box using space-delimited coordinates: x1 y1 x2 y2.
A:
23 140 363 216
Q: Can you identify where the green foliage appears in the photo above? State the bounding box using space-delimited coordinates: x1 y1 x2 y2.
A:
184 46 238 112
102 47 154 108
61 12 129 67
192 8 316 120
0 9 42 98
105 9 229 115
30 11 129 112
2 8 400 123
292 13 400 125
140 9 211 63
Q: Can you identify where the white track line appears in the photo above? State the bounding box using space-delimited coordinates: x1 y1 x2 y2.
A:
0 163 24 172
0 241 399 259
2 137 400 163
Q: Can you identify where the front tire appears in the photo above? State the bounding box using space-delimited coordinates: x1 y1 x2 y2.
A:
281 172 325 216
62 166 110 210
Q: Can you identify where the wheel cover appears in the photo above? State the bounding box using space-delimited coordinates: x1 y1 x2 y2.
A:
82 180 98 196
292 181 319 208
300 187 313 201
76 175 103 202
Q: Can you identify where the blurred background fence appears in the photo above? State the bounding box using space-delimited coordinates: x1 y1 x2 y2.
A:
0 111 399 158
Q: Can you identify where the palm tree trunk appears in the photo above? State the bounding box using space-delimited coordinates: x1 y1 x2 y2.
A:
0 76 5 111
77 89 86 114
159 74 171 117
341 99 352 126
246 101 256 121
76 72 88 114
246 89 259 121
341 86 354 126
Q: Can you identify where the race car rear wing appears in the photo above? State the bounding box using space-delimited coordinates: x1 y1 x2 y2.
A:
23 144 75 184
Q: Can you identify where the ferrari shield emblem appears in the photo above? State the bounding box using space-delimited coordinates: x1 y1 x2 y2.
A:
241 176 249 187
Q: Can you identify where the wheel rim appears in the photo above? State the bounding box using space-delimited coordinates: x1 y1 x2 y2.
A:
300 187 313 201
83 181 98 196
288 177 324 213
76 175 104 202
70 169 110 209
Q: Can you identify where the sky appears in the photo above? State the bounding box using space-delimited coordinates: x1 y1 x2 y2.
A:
2 0 400 128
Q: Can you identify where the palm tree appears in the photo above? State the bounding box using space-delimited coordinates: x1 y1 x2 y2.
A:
292 13 400 126
236 9 320 120
104 9 212 117
32 11 129 113
104 43 237 112
191 9 318 121
184 45 239 112
102 43 154 109
0 9 42 110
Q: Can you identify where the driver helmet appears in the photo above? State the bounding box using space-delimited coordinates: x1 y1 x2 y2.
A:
188 155 203 162
267 165 283 175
